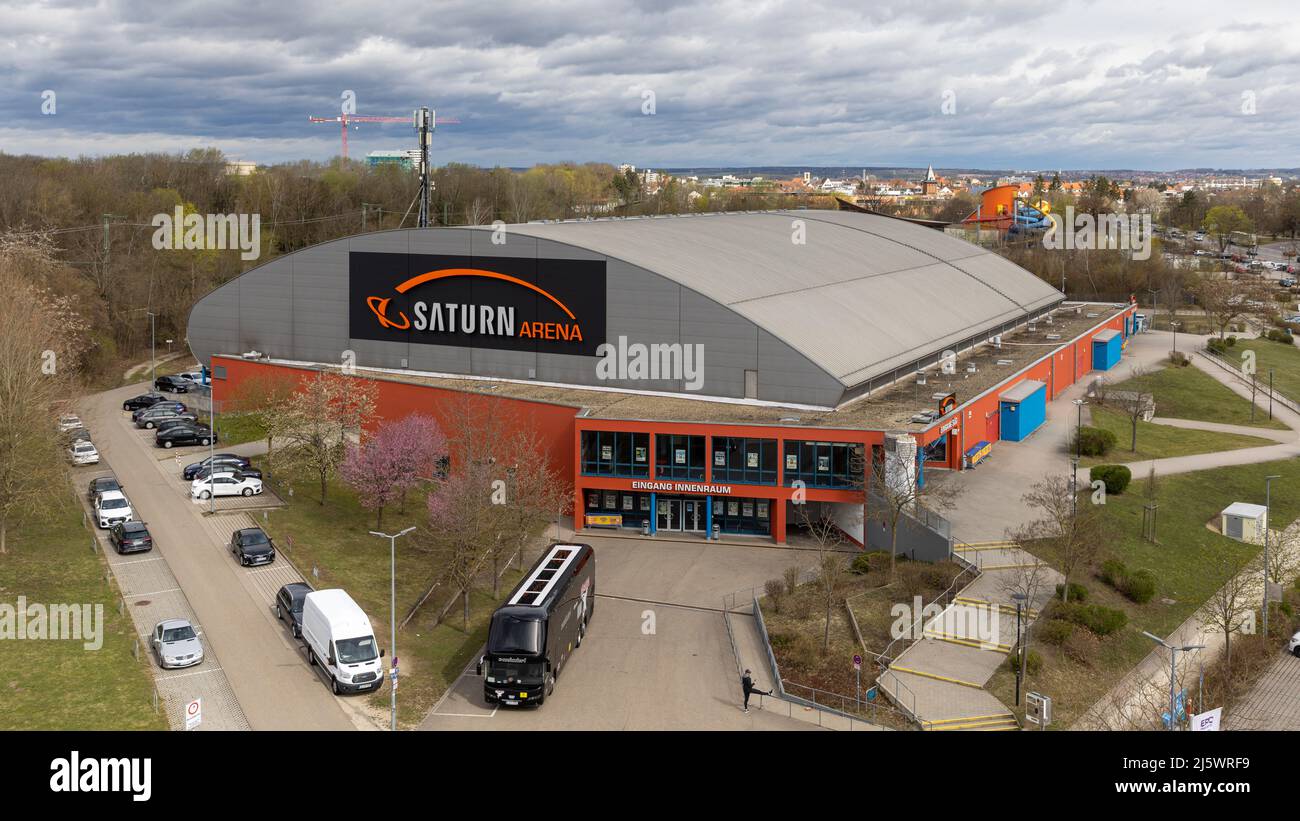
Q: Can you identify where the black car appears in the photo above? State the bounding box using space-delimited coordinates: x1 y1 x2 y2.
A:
88 475 122 502
183 454 251 481
154 375 191 393
123 392 166 411
154 415 201 434
155 424 216 448
131 401 186 422
230 527 276 567
109 521 153 554
136 408 194 429
274 582 313 637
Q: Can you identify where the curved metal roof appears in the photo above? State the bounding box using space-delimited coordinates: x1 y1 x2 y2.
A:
485 210 1062 388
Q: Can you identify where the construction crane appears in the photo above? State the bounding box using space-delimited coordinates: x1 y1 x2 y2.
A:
308 110 458 160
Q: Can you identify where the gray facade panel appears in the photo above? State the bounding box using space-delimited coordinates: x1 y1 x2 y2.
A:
291 241 350 364
757 329 843 406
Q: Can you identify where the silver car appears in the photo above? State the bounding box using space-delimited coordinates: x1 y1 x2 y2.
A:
152 619 204 669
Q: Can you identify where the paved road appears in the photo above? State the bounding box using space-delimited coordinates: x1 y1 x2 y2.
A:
1226 652 1300 730
81 382 360 731
419 534 822 730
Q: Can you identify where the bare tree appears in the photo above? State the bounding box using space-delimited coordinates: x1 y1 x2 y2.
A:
866 456 963 581
496 426 572 596
0 235 86 554
1200 552 1255 683
230 370 297 477
1008 474 1105 604
792 502 848 651
425 457 503 629
269 371 377 504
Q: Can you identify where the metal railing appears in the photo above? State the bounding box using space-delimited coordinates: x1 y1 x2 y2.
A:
1197 346 1300 415
861 558 980 668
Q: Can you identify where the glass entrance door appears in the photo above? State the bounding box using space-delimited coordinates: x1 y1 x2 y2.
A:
682 500 703 532
657 498 678 531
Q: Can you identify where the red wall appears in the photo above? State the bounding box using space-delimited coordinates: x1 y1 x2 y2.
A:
211 356 580 483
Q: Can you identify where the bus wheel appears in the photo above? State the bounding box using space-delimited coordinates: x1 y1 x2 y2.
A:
546 674 555 697
576 621 585 647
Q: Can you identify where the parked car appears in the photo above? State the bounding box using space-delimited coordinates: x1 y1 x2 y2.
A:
1193 232 1207 242
183 454 252 481
1288 630 1300 658
57 414 83 432
177 370 207 386
123 392 166 412
190 471 260 499
131 400 186 422
154 415 201 434
274 582 314 638
1282 278 1297 288
158 423 217 449
109 521 153 554
154 375 191 393
68 440 100 466
61 426 93 445
88 475 122 502
135 407 193 429
302 589 385 694
94 490 133 529
152 619 203 669
230 527 276 566
191 464 262 482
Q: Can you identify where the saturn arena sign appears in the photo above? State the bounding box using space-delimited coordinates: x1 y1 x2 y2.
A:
349 252 606 356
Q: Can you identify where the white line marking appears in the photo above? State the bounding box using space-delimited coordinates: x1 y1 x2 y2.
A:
113 556 166 566
125 587 180 597
434 709 498 718
157 666 225 680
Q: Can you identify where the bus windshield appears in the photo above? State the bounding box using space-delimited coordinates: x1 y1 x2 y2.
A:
487 615 543 655
486 659 545 685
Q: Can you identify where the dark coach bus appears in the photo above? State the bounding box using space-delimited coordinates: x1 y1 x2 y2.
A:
478 542 595 707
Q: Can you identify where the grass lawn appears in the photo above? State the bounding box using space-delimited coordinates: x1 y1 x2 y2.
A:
1079 407 1275 467
1233 337 1300 405
987 458 1300 728
1105 364 1288 430
0 498 167 730
256 462 526 727
214 412 268 447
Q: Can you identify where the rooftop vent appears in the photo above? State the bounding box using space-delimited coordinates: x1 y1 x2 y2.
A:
779 416 801 423
1046 333 1061 340
1087 312 1099 318
911 410 939 423
996 359 1014 365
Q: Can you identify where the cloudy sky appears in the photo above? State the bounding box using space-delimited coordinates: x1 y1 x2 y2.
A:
2 0 1298 170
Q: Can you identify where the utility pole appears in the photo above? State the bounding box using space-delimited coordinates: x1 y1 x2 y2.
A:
371 527 415 731
361 202 382 232
1012 593 1028 706
1269 369 1274 420
1142 632 1205 730
415 108 433 228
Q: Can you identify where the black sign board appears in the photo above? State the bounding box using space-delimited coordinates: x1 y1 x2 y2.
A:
348 252 606 356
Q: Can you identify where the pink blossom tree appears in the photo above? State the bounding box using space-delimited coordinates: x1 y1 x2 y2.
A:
342 413 448 528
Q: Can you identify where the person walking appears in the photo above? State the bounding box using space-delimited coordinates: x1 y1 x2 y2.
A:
741 668 770 713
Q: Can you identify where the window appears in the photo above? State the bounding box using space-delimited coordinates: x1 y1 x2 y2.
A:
712 495 771 536
584 490 652 528
581 430 650 477
783 441 863 488
212 365 227 380
655 434 705 479
712 437 777 485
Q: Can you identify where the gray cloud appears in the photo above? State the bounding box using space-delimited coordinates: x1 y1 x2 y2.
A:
0 0 1297 169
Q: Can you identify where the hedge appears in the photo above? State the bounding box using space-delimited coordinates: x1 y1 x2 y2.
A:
1059 602 1128 636
1055 582 1089 603
1074 426 1117 457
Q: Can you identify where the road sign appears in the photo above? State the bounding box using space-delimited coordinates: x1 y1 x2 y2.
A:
184 697 202 731
1190 707 1222 731
852 654 862 671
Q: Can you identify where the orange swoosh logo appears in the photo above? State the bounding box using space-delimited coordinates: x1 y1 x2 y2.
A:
394 268 576 320
366 296 410 329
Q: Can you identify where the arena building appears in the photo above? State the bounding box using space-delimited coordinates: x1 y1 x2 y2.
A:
189 210 1136 545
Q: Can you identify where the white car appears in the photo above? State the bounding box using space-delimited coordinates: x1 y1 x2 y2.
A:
94 490 134 529
190 472 263 500
1193 232 1207 242
68 440 100 465
1288 630 1300 658
58 414 83 432
152 619 204 669
176 370 205 385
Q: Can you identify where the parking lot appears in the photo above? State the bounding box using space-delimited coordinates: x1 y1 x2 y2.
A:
76 383 367 731
420 534 820 731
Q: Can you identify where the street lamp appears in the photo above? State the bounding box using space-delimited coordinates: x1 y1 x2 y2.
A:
371 526 416 731
1170 320 1181 354
1072 398 1086 459
1142 632 1205 730
1263 475 1281 639
1012 592 1028 706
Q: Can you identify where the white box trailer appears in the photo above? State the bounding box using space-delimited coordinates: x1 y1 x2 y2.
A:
301 589 384 695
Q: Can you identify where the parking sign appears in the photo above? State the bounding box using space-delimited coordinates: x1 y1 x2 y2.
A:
185 697 202 731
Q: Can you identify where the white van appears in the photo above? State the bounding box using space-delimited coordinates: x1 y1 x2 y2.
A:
301 589 385 695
